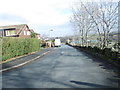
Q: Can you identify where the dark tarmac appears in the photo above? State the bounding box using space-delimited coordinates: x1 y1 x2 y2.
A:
2 45 120 88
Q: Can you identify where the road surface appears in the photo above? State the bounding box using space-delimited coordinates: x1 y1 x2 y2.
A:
2 45 119 88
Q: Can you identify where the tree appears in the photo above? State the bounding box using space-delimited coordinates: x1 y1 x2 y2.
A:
31 32 37 38
71 2 93 46
71 0 118 49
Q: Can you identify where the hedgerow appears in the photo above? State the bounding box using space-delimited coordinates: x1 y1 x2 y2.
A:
2 37 40 61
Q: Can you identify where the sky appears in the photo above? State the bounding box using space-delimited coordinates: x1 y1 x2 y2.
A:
0 0 119 37
0 0 75 37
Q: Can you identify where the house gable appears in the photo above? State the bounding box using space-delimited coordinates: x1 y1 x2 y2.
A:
19 25 32 37
0 24 32 38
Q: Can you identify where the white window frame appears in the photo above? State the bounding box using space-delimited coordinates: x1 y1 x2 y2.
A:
24 31 26 35
27 31 31 35
5 30 16 36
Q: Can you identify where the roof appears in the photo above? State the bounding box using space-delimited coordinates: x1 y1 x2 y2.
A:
29 29 34 32
35 33 40 35
29 29 40 35
0 24 28 30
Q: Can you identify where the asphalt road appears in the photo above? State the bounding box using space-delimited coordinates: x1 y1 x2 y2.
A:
2 45 119 88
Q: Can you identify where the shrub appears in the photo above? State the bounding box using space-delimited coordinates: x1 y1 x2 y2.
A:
31 32 37 38
2 37 40 61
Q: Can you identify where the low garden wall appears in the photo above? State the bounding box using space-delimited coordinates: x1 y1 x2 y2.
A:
67 43 120 68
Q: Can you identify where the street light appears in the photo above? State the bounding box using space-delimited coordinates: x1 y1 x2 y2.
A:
49 29 53 39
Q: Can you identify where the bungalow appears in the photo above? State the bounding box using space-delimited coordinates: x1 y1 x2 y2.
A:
0 24 33 38
35 33 41 39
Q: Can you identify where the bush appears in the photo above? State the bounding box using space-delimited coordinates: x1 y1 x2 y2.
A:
2 37 40 61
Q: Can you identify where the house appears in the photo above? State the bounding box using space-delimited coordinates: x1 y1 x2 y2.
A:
36 33 41 39
0 24 33 38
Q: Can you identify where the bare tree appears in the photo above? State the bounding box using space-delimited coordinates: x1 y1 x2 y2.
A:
97 1 118 48
71 0 118 49
71 2 93 46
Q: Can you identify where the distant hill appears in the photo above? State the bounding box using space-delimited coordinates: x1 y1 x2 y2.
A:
109 31 119 42
109 31 120 36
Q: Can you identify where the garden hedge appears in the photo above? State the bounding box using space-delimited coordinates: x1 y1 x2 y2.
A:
2 37 40 61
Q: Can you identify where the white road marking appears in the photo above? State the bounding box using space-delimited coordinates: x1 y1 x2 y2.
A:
0 51 51 72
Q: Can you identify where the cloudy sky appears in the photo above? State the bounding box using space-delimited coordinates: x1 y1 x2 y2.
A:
0 0 119 37
0 0 75 37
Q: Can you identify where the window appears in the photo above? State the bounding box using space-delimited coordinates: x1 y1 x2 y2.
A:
27 31 31 35
24 31 26 35
5 30 16 36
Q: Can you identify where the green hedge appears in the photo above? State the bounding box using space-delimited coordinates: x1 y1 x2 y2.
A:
2 37 40 61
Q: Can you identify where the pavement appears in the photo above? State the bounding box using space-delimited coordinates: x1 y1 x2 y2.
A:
1 48 54 72
2 45 120 88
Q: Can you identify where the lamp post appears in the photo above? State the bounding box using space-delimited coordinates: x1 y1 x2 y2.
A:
49 29 53 38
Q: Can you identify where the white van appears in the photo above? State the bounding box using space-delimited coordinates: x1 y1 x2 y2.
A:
55 39 61 47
